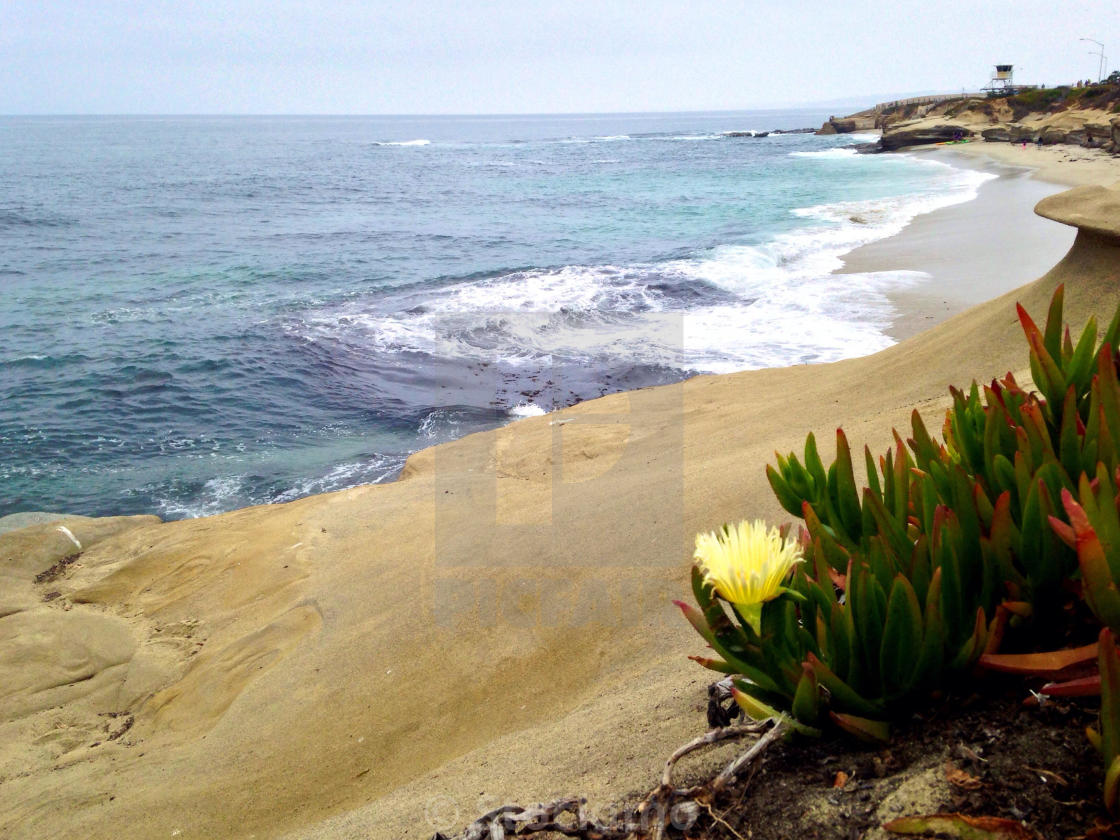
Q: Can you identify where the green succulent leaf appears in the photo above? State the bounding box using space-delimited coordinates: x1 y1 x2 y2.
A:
948 607 988 672
790 666 821 724
914 567 945 688
864 445 883 500
804 433 829 504
1021 302 1067 412
833 428 864 541
1062 490 1120 632
1099 628 1120 766
1067 314 1099 394
766 464 805 518
1097 346 1120 446
880 574 924 697
806 652 885 719
828 711 890 744
908 409 942 467
1042 283 1065 361
1105 756 1120 817
731 685 821 736
687 655 738 674
1059 386 1084 485
674 600 782 693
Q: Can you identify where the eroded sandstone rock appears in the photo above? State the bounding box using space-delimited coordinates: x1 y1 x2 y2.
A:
879 123 972 151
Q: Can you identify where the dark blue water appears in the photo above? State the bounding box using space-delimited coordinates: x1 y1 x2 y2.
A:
0 112 991 518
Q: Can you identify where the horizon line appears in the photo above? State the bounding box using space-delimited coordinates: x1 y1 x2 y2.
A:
0 95 960 120
0 106 846 119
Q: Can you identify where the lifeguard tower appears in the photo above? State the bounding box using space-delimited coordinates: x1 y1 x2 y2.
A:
983 64 1016 95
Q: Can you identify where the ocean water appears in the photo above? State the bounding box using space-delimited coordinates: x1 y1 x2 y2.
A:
0 112 994 519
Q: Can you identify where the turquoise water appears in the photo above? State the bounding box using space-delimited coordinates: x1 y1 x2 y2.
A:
0 112 992 519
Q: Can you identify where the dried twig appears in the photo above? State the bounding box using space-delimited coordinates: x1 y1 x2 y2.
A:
661 720 766 787
701 802 749 840
712 721 787 793
647 720 785 840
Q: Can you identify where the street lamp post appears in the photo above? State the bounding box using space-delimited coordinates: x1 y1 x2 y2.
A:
1082 37 1105 82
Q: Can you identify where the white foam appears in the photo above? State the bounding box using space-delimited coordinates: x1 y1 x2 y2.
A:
509 403 546 418
290 157 994 377
296 262 660 355
418 408 470 442
561 134 632 143
790 147 861 159
155 475 247 519
294 255 917 378
154 454 407 518
793 166 995 239
375 139 431 147
669 268 930 373
270 456 403 503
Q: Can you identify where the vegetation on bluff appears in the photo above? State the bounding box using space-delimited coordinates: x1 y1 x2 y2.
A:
1006 83 1120 120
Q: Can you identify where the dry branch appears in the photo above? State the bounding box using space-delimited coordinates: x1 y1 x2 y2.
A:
661 720 767 787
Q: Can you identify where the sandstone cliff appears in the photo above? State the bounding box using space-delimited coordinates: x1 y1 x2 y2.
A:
823 84 1120 153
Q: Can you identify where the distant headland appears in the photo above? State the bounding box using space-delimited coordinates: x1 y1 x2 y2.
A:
820 81 1120 152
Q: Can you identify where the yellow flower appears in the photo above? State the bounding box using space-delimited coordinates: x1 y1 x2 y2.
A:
694 519 803 634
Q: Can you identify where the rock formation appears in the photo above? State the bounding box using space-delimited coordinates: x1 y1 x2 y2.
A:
820 84 1120 153
1036 183 1120 240
878 124 974 151
816 115 877 135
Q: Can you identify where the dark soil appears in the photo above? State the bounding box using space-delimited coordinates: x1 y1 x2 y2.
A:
440 683 1114 840
684 685 1109 840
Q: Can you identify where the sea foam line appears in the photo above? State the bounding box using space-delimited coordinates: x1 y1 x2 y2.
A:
291 155 994 378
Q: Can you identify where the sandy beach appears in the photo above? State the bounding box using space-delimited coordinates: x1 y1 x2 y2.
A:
2 145 1120 840
938 140 1120 188
840 141 1119 338
841 152 1075 338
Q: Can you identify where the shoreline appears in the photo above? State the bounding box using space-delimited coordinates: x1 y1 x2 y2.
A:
834 140 1120 342
838 150 1076 340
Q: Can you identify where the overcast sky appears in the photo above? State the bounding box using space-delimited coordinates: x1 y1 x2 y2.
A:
1 1 1116 114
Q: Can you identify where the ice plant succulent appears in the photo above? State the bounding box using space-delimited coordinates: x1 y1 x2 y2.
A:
682 284 1120 818
693 519 803 634
768 284 1120 635
682 285 1120 749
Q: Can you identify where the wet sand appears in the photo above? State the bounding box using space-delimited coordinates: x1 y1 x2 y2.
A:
839 156 1076 339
